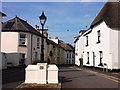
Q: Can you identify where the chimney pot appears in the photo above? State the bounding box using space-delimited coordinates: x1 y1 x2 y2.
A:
35 25 39 32
55 37 58 39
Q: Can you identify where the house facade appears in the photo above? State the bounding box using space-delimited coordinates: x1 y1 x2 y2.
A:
46 38 60 64
59 41 74 65
75 2 120 70
74 30 86 66
1 16 44 66
1 16 74 67
83 23 119 70
0 12 7 69
50 37 75 65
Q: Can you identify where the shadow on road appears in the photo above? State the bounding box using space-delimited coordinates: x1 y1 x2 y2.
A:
59 69 82 72
59 76 72 83
59 74 96 84
2 67 25 85
67 74 96 79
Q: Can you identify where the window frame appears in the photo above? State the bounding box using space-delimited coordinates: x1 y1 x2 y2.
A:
19 33 27 47
97 30 101 44
98 51 103 66
86 36 89 46
86 52 90 64
67 53 68 58
37 38 40 48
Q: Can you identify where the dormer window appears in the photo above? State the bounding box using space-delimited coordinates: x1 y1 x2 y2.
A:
86 36 88 46
97 30 101 43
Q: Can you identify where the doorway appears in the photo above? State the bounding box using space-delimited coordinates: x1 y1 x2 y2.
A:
93 52 95 67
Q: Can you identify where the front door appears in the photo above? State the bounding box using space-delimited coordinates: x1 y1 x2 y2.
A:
35 52 38 59
19 53 25 66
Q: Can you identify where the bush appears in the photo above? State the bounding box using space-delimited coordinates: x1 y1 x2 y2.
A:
32 59 47 65
32 59 40 65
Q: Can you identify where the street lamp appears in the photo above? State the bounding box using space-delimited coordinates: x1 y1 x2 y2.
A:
39 11 47 62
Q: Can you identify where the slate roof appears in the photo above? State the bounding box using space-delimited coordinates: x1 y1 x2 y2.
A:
58 40 73 51
0 12 6 16
91 2 120 30
2 16 42 36
46 39 59 47
74 30 87 43
79 30 87 34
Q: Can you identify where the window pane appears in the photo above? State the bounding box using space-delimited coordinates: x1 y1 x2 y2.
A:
19 34 26 45
37 38 40 48
22 54 25 58
86 36 88 46
20 34 26 38
37 38 39 42
98 30 100 37
87 52 89 58
99 51 103 58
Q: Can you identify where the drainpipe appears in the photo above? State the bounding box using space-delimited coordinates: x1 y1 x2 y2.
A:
31 34 33 64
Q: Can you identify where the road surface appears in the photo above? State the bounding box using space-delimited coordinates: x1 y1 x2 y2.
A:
59 66 119 89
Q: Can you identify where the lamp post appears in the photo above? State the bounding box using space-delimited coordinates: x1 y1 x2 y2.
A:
39 11 47 62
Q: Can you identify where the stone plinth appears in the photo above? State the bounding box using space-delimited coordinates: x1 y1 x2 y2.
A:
25 63 58 84
37 63 47 84
25 63 47 84
48 64 58 84
25 65 38 83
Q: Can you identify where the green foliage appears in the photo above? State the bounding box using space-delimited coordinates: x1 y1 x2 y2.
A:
32 59 47 65
32 59 40 65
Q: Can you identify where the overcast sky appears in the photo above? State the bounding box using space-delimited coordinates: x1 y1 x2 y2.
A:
2 2 106 44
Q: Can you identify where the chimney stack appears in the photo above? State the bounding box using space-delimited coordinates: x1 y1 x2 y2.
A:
35 25 40 32
43 29 48 38
55 37 58 39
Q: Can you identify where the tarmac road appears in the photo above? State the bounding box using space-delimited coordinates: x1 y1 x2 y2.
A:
2 66 120 90
2 67 25 89
59 66 119 89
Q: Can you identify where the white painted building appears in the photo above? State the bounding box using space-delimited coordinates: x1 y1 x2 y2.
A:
1 16 45 66
1 16 74 67
75 2 120 70
0 12 7 69
74 30 86 66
